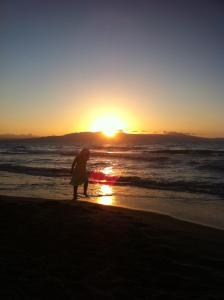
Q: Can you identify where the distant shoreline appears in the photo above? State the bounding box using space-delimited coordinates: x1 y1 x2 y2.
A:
1 132 224 143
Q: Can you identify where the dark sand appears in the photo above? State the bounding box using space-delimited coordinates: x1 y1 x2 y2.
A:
0 195 224 299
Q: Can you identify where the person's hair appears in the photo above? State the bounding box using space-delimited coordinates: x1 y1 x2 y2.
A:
79 148 90 160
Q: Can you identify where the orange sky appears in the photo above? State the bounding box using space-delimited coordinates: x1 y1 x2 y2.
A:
1 1 224 138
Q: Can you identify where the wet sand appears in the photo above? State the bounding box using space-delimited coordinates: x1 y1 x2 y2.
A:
0 194 224 299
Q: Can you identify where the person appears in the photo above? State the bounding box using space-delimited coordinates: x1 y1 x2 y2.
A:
70 148 90 200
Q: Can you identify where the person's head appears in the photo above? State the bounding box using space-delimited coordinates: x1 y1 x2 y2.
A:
79 147 90 161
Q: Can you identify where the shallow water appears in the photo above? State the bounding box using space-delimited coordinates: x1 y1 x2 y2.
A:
0 141 224 229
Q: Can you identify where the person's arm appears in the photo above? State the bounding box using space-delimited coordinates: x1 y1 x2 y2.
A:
70 157 77 174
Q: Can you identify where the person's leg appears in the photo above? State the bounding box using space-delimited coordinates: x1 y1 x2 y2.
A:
73 186 78 199
84 181 88 197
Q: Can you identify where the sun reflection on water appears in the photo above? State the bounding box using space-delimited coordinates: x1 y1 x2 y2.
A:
102 166 113 175
97 184 114 205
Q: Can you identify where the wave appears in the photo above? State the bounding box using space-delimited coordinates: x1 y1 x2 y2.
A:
0 149 78 156
90 152 171 163
0 164 68 177
114 177 224 196
147 149 224 155
1 147 224 162
1 163 224 197
197 161 224 172
90 145 148 151
0 149 170 163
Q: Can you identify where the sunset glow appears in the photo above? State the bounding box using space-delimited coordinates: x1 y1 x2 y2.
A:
91 116 126 137
1 3 224 298
1 1 224 138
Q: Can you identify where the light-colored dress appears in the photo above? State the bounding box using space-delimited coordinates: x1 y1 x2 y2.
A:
70 156 88 186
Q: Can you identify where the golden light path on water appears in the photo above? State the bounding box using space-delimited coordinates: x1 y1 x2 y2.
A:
95 166 114 205
102 166 113 175
97 185 114 205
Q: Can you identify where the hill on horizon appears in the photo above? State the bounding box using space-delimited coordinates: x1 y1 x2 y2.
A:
1 132 223 144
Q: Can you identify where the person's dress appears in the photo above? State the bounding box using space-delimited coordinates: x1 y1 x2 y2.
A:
70 158 88 186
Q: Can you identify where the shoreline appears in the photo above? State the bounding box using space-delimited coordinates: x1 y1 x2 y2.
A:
0 194 224 299
0 193 224 236
0 194 224 231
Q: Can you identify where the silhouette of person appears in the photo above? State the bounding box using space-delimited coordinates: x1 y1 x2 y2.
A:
70 148 90 200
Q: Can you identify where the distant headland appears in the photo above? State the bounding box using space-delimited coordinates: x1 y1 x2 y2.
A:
0 132 224 144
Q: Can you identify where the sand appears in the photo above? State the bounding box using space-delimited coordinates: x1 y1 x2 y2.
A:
0 194 224 299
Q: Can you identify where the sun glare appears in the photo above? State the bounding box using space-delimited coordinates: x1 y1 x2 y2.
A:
103 128 117 137
97 185 113 205
91 116 125 137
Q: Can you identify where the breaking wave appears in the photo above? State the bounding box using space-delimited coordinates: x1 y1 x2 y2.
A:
1 163 224 197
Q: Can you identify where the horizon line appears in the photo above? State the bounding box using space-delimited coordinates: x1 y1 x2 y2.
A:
0 131 224 140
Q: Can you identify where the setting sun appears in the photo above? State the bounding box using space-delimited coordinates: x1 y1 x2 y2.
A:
91 116 126 137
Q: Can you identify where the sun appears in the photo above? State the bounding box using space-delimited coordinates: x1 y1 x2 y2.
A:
91 116 125 137
103 128 117 137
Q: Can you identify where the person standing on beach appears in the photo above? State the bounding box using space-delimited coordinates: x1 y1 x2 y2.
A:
70 148 90 200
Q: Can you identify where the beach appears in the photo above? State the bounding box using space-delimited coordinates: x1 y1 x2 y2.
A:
0 195 224 299
2 0 224 298
1 141 224 230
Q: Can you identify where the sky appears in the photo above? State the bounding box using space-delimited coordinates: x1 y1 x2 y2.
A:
1 0 224 137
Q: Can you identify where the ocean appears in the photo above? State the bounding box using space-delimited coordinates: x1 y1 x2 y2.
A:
1 140 224 229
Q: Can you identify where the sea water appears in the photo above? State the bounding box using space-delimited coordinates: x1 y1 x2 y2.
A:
0 140 224 229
